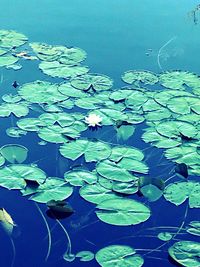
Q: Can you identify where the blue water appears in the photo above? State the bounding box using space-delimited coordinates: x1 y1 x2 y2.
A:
0 1 200 267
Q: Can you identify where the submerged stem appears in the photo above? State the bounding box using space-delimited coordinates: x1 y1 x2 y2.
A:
56 219 71 255
35 203 52 262
10 237 16 267
157 36 177 71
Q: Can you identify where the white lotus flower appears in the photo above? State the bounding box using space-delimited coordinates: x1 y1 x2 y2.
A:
85 114 102 127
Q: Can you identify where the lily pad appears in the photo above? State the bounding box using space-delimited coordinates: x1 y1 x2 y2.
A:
0 30 27 49
164 181 200 208
76 251 94 262
19 80 67 104
0 164 46 189
60 139 111 162
95 245 144 267
64 170 98 186
96 198 151 226
70 73 113 91
122 70 158 85
157 232 173 241
96 160 138 182
39 61 89 79
79 183 120 204
168 241 200 267
0 103 29 117
30 177 73 203
186 221 200 236
0 144 28 163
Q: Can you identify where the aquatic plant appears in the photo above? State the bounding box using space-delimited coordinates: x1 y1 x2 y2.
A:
0 29 199 267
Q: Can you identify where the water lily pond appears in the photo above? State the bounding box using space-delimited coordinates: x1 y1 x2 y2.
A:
0 1 200 267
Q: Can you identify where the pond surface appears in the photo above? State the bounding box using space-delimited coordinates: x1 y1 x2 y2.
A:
0 1 200 267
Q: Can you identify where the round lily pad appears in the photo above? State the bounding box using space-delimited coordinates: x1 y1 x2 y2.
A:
96 198 151 226
70 73 113 91
39 61 89 79
168 241 200 267
95 245 144 267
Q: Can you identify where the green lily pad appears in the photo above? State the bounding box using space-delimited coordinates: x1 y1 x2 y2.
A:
125 90 148 110
2 94 22 103
0 103 29 117
76 251 94 262
157 232 173 241
116 125 135 141
70 73 113 91
30 177 73 203
165 145 200 168
164 181 200 208
0 144 28 163
139 177 164 202
17 118 46 131
38 125 79 143
96 198 151 226
79 183 120 204
39 61 89 79
122 70 158 85
30 42 86 63
19 80 67 104
0 30 27 49
6 127 27 138
0 155 5 166
96 160 138 182
64 170 98 186
117 158 149 174
0 164 46 189
58 82 88 98
186 221 200 236
95 245 144 267
156 121 198 139
39 112 75 127
60 139 111 162
109 146 144 162
168 241 200 267
0 55 18 67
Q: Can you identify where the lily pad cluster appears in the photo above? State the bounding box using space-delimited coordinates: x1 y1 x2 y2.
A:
0 30 199 267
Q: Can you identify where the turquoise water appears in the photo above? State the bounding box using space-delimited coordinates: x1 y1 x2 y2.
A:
0 1 200 267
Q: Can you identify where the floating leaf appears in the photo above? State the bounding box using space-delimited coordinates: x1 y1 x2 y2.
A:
186 221 200 236
0 30 27 49
76 251 94 262
71 73 113 91
96 245 144 267
19 80 67 104
0 103 29 117
0 144 28 163
139 177 164 202
96 198 151 226
0 164 46 190
79 183 120 204
2 94 21 103
157 232 173 241
96 160 138 182
60 139 111 162
17 118 46 131
117 158 149 174
30 177 73 203
109 146 144 162
168 241 200 267
116 125 135 141
64 170 98 186
39 61 89 79
6 127 27 138
122 70 158 85
164 181 200 208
